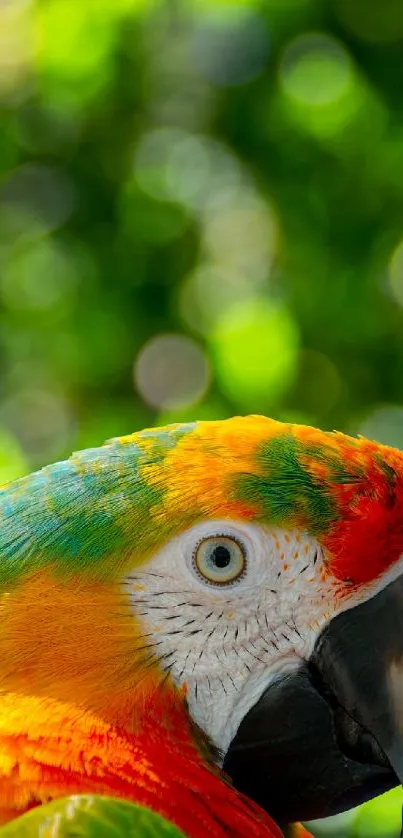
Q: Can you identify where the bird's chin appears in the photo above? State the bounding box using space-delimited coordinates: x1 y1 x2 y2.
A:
224 573 403 825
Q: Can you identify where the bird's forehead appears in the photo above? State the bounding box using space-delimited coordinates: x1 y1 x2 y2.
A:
1 415 403 587
132 416 403 585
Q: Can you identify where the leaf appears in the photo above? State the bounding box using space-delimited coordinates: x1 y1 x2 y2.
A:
0 795 187 838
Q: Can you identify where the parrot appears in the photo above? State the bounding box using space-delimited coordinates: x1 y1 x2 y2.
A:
0 415 402 835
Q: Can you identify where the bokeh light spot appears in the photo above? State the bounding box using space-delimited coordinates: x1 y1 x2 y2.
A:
211 298 299 411
0 0 33 100
179 264 261 336
134 128 242 213
134 334 210 410
134 128 204 204
277 32 379 143
0 164 76 246
0 386 75 465
191 8 270 87
35 0 114 79
203 193 276 284
0 239 77 316
34 0 137 104
280 33 352 107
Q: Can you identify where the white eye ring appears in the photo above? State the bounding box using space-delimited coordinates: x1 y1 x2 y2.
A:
192 534 246 586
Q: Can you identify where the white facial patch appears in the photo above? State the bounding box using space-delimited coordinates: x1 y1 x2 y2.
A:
125 520 345 756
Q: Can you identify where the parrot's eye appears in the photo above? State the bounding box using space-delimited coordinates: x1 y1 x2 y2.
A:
193 535 246 585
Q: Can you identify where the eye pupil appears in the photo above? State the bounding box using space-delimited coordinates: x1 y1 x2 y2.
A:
211 545 231 568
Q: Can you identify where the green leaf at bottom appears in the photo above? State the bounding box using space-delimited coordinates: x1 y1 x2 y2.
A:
0 795 187 838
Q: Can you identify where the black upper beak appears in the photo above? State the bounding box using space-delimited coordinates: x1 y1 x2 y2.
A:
224 574 403 825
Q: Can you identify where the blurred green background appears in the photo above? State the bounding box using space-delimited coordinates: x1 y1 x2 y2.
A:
1 0 403 834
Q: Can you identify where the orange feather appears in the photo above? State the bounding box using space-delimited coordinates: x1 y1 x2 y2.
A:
0 691 282 838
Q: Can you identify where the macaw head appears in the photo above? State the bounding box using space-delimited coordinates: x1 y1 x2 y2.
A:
1 415 403 824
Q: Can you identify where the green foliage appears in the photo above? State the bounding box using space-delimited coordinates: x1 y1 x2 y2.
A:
0 794 186 837
0 0 402 835
309 788 403 838
352 788 403 837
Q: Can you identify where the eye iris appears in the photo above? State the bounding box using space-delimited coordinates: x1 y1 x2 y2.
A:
194 535 246 585
211 545 231 568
